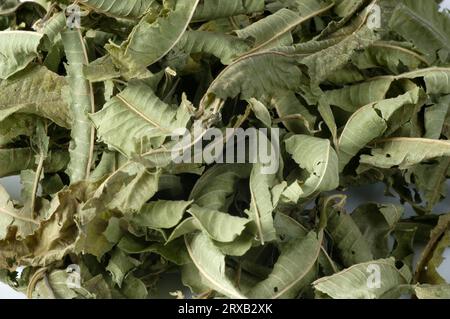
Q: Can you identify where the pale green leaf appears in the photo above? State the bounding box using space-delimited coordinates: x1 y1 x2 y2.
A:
313 258 411 299
107 0 199 75
189 164 251 212
90 82 191 158
284 135 339 200
132 200 192 229
248 231 322 298
185 233 246 299
80 0 158 19
0 31 42 79
360 138 450 170
338 87 421 171
0 65 71 128
62 30 96 182
188 204 250 243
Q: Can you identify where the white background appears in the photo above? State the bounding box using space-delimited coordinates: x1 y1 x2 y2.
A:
1 0 450 300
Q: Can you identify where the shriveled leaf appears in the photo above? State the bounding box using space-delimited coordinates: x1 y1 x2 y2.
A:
0 31 42 79
313 258 411 299
185 233 246 299
284 135 339 201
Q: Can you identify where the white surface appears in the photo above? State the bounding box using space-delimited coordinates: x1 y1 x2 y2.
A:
444 0 450 9
1 0 450 300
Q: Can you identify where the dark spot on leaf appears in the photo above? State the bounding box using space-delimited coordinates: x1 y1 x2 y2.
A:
395 261 404 269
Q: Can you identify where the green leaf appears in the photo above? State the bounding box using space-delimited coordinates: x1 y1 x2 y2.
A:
313 258 411 299
284 135 339 201
79 0 158 19
32 270 78 299
325 203 374 267
192 0 264 22
120 274 148 299
246 162 286 244
248 231 322 298
415 285 450 299
185 233 246 299
106 0 199 75
248 98 272 127
338 87 421 171
424 95 450 139
392 67 450 94
188 204 250 243
0 31 42 79
352 203 404 258
411 157 450 211
353 41 428 73
204 51 304 103
132 200 192 229
389 0 450 63
415 214 450 284
177 31 250 65
0 114 36 147
90 82 191 158
62 30 96 182
106 248 141 287
324 78 393 113
0 65 71 128
0 148 68 178
271 92 317 134
360 138 450 170
85 162 161 214
0 185 39 241
302 26 378 85
236 2 333 54
118 235 190 265
166 217 200 243
189 164 251 212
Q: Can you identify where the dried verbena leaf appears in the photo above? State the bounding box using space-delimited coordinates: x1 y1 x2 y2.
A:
84 162 161 214
325 204 374 267
352 203 404 258
185 233 246 299
389 0 450 63
189 164 251 212
338 87 421 171
284 135 339 201
192 0 264 22
0 65 72 128
313 258 411 299
360 138 450 170
415 214 450 284
1 0 450 300
90 82 191 157
79 0 158 20
62 30 96 183
187 204 250 243
415 284 450 299
132 200 192 229
0 31 42 79
106 0 199 75
248 231 322 298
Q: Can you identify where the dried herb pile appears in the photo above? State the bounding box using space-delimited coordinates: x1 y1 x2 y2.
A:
1 0 450 299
